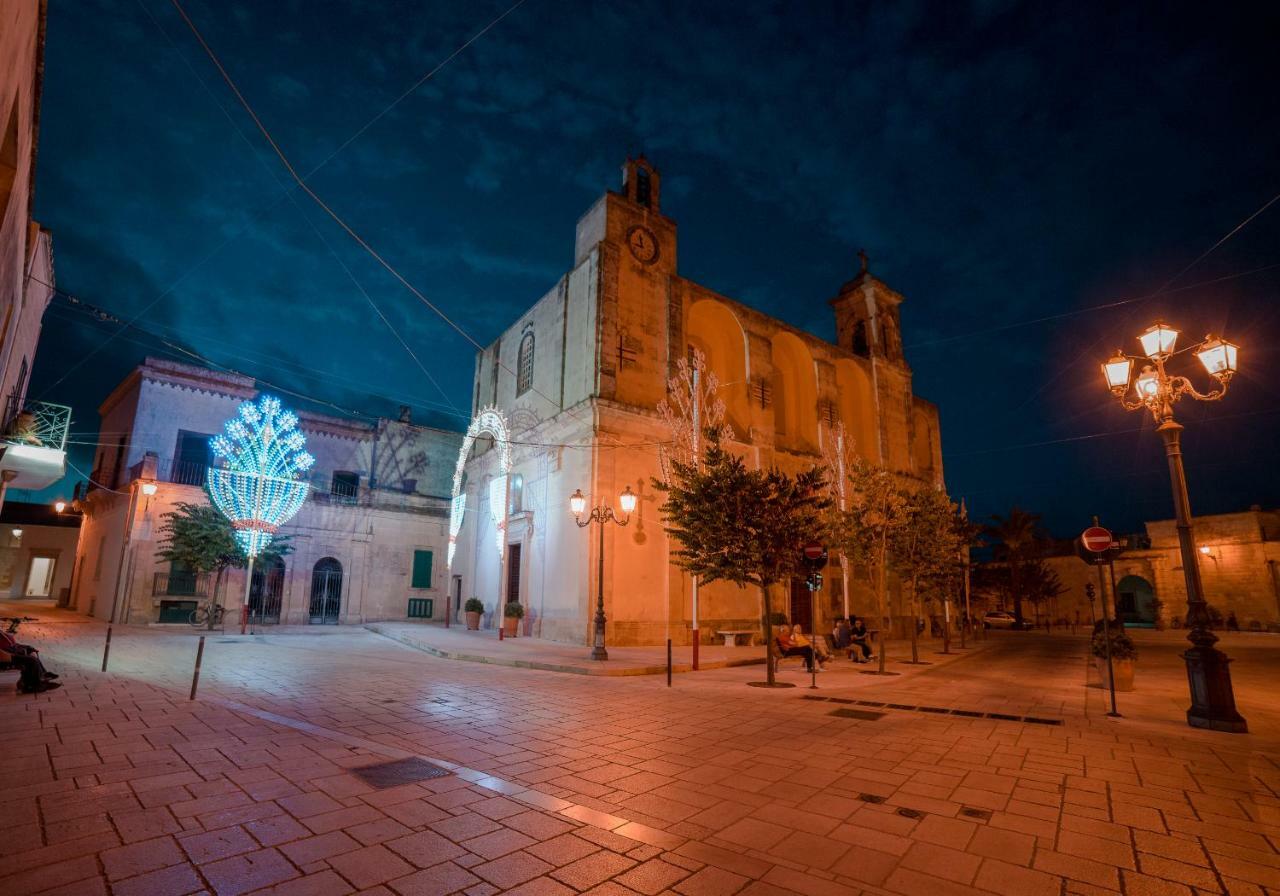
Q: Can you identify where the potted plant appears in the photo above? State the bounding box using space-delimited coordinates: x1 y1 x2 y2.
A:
1092 621 1137 691
503 601 524 637
464 597 484 630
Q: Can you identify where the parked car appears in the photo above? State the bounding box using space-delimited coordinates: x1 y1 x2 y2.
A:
983 611 1017 629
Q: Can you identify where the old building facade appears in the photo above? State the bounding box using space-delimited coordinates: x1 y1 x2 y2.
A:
0 1 67 506
449 158 944 646
73 359 462 626
1024 507 1280 632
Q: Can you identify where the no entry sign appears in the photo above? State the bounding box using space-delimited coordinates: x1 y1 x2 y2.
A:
803 541 826 560
1080 526 1113 553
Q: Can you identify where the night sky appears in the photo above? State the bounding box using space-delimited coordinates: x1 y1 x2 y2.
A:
22 0 1280 536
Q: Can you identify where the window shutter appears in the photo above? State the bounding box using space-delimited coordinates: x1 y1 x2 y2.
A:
411 550 433 589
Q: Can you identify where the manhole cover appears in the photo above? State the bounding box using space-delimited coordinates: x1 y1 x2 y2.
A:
918 706 950 714
960 807 992 820
1024 717 1063 726
829 708 885 721
351 757 450 789
858 793 886 804
895 807 924 819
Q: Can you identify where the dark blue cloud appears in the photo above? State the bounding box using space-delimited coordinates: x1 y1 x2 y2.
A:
23 0 1280 533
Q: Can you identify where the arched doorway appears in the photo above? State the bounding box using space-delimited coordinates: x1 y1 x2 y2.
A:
309 557 343 624
250 556 286 624
1116 575 1156 626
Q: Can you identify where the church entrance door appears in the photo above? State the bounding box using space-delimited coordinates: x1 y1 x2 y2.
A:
788 578 812 633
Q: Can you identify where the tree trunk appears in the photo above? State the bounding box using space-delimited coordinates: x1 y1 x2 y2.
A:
909 577 920 663
876 543 888 675
1011 562 1024 623
761 583 775 687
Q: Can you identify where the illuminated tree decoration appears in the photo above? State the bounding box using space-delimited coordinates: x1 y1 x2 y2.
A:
207 395 314 557
448 407 512 565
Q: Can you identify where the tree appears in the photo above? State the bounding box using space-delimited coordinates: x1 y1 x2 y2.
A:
890 486 964 663
1022 558 1067 627
826 452 907 674
655 433 829 686
985 507 1047 624
156 501 292 626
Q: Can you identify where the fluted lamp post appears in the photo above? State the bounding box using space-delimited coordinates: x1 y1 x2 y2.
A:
571 486 637 660
1100 321 1246 732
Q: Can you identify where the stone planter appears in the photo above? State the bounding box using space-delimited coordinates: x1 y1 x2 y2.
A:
503 616 519 637
465 611 481 631
1095 656 1135 691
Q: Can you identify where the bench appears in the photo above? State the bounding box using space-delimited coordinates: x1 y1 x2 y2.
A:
715 629 756 647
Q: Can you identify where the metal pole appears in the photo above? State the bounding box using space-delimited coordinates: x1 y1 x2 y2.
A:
809 580 818 690
667 638 672 687
240 554 255 636
189 635 205 700
691 368 700 670
591 512 608 661
1157 420 1246 732
101 625 112 672
1096 562 1119 717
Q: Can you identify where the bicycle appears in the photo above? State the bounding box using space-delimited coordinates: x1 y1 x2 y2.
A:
189 604 226 629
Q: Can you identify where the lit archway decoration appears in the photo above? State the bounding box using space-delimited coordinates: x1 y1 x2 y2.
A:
449 406 513 567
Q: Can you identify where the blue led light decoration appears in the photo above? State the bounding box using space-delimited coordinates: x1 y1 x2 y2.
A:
207 396 314 633
207 396 315 557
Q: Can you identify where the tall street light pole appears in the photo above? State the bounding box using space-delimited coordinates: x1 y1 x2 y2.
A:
571 486 637 661
1100 321 1247 733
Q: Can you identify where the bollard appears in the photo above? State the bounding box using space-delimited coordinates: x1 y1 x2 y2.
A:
101 625 112 672
499 625 504 641
667 639 672 687
189 636 206 701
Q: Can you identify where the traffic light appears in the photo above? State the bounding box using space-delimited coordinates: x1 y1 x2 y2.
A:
1085 583 1096 600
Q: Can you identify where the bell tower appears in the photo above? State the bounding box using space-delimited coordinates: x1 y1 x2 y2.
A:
830 249 906 366
622 156 660 211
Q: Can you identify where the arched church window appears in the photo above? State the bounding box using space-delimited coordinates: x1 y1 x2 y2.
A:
517 332 534 396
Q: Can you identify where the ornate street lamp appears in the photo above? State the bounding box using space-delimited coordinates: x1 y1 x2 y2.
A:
1100 322 1246 732
570 486 636 660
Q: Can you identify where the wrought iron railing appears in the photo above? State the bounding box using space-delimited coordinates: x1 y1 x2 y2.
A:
153 571 211 598
2 400 71 452
167 459 208 487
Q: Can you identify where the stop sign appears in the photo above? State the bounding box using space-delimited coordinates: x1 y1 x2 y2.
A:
803 541 825 560
1080 526 1113 553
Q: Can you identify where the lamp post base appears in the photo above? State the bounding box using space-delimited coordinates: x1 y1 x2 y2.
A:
1183 643 1247 733
591 646 609 662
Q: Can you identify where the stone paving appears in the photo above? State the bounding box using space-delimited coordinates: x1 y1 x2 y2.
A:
2 604 1279 895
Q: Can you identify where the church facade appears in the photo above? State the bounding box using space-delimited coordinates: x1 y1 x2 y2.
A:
448 159 944 646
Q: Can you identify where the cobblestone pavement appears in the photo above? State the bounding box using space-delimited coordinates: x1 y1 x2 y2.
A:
2 609 1278 896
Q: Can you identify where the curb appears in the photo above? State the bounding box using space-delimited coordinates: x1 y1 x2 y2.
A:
365 624 766 677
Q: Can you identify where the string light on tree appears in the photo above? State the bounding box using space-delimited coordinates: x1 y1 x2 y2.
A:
207 395 314 632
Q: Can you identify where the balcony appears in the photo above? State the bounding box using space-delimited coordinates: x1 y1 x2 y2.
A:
153 571 211 598
0 400 70 490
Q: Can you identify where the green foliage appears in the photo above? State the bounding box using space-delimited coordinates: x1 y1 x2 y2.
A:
654 432 830 591
1092 621 1137 661
464 597 484 613
156 501 292 576
503 601 525 619
768 611 789 627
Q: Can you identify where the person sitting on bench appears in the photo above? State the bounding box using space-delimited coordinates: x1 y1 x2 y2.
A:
849 616 873 663
792 624 830 669
775 626 815 672
0 627 59 693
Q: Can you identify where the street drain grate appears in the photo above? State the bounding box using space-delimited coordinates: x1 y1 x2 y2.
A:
799 696 1063 726
858 793 886 804
960 807 992 820
895 807 924 819
351 757 450 789
829 708 885 721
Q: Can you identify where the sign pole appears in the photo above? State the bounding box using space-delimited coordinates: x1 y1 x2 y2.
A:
1081 518 1120 718
691 369 700 671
